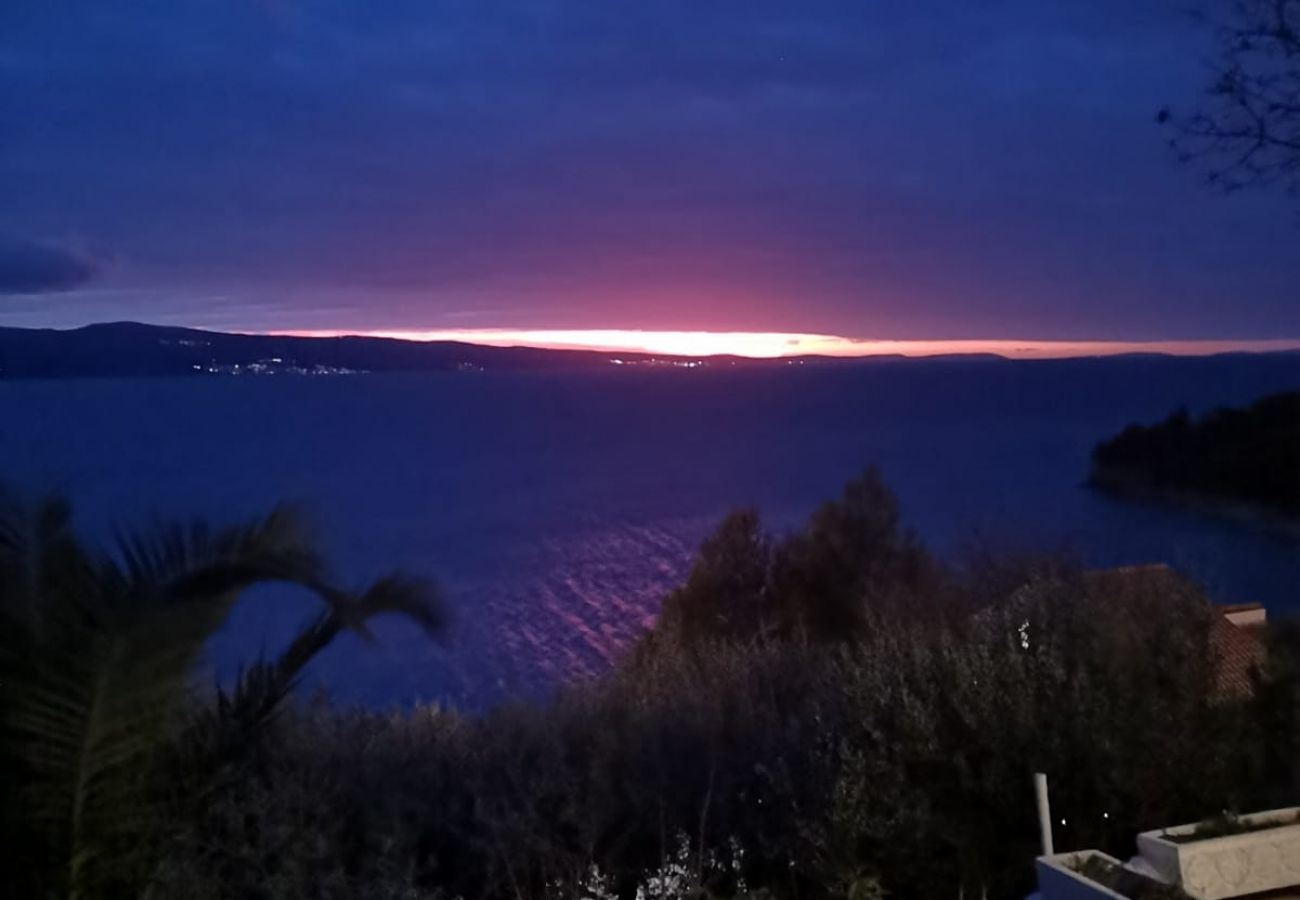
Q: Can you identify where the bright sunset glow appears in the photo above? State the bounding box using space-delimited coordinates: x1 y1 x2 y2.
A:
272 329 1300 360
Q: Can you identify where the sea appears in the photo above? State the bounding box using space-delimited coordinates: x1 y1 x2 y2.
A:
3 352 1298 709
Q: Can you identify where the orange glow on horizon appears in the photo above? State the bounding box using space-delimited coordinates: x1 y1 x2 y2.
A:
266 328 1300 360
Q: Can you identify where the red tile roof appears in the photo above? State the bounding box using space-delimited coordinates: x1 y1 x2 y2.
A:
1212 612 1267 700
1089 564 1267 700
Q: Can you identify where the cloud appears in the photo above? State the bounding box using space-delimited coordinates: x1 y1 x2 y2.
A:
0 236 97 294
0 2 1296 337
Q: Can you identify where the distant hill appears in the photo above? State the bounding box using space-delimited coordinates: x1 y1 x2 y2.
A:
2 322 1296 380
1090 391 1300 518
0 322 1027 378
0 321 844 378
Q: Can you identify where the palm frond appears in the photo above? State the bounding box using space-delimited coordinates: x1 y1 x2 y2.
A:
108 504 323 604
343 572 448 640
1 502 333 899
0 491 87 623
5 586 206 897
198 573 449 770
268 573 446 689
1 491 447 899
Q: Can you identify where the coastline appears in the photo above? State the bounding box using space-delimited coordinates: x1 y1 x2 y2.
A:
1087 465 1300 539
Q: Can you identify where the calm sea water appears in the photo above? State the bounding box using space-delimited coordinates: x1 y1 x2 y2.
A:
3 354 1299 708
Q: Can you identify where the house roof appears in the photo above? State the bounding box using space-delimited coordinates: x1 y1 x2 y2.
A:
1090 563 1267 699
1212 608 1268 699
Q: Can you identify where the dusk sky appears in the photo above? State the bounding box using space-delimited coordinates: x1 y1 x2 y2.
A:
2 0 1298 353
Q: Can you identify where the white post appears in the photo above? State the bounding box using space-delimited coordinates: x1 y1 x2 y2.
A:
1034 772 1054 856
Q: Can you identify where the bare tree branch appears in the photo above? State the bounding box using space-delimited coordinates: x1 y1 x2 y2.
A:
1162 0 1300 199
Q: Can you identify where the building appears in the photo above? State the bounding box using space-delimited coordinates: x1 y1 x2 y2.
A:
1088 564 1268 700
1035 807 1300 899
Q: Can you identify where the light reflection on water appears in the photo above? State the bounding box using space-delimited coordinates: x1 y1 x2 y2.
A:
2 354 1298 708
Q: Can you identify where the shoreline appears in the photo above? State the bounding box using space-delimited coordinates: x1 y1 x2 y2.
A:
1087 466 1300 539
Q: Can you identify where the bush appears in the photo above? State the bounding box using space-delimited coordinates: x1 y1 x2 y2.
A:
13 469 1295 900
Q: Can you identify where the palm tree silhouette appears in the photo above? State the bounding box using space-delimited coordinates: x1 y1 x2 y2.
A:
0 490 446 899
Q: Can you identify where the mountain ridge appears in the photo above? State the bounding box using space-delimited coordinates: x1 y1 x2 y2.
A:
1 321 1296 378
0 321 993 377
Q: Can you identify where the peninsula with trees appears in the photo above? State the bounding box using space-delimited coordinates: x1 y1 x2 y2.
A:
1090 391 1300 518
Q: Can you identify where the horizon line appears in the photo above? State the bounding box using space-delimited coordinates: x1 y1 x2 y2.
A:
265 328 1300 361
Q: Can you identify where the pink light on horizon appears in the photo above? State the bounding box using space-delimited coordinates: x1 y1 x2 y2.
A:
267 328 1300 360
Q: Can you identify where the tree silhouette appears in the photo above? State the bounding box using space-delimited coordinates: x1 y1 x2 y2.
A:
1161 1 1300 201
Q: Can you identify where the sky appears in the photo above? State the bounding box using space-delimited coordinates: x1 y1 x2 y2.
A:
1 0 1298 355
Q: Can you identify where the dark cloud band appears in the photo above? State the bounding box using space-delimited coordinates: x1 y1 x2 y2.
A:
0 237 97 295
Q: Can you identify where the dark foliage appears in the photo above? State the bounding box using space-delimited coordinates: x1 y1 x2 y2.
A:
140 469 1298 900
658 508 775 643
1091 391 1300 516
658 468 940 644
0 491 445 900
